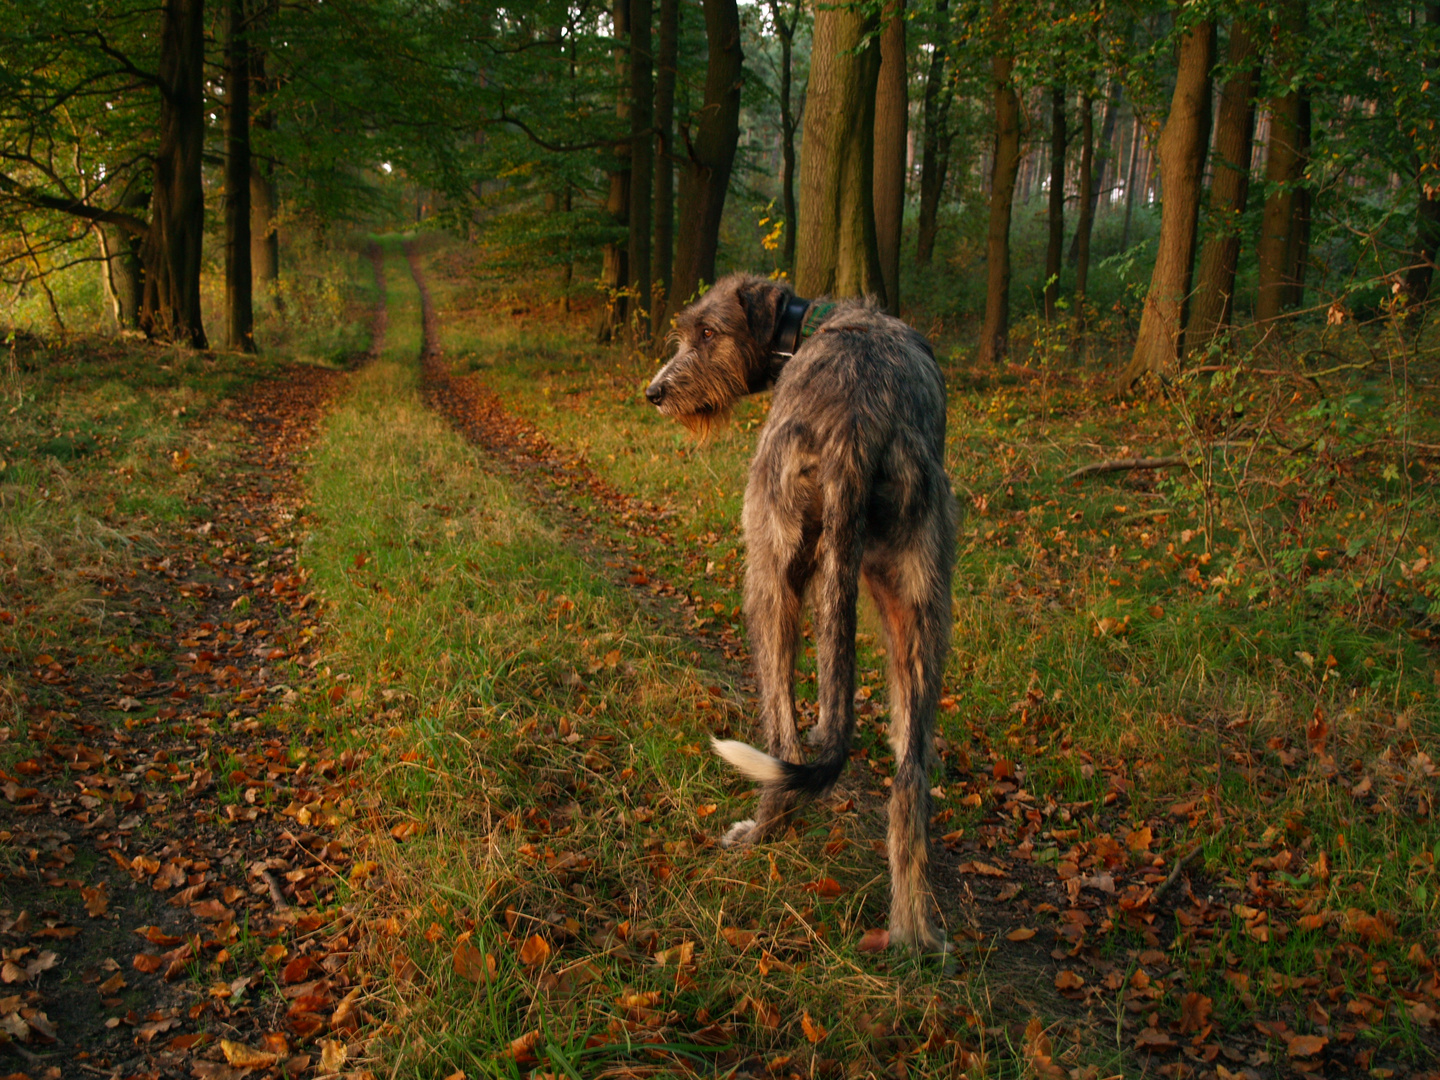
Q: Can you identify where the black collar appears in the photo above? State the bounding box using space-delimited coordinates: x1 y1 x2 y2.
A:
772 295 811 358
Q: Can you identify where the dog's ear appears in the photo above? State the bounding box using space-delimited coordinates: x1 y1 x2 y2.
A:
737 277 789 351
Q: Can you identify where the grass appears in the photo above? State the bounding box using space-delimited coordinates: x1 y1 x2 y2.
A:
315 238 1439 1075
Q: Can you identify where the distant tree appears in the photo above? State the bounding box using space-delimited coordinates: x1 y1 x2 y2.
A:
978 0 1021 364
873 0 907 314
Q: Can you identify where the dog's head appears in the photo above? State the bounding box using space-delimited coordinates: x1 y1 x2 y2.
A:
645 274 793 437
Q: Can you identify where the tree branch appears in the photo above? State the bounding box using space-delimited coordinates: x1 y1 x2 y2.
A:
0 173 148 239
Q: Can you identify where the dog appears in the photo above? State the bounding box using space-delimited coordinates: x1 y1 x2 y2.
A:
645 274 957 952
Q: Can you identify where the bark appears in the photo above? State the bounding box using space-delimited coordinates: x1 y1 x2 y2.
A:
1073 92 1094 323
1255 0 1307 324
628 0 653 342
653 0 676 326
224 0 255 352
978 43 1021 364
666 0 742 323
1187 20 1260 351
96 222 143 331
1404 3 1440 310
1285 91 1311 309
1121 113 1141 248
139 0 208 348
915 0 952 267
872 0 907 315
767 0 800 272
1044 84 1066 322
1121 18 1215 385
794 1 883 301
1254 90 1305 322
249 4 279 298
597 0 631 343
1069 78 1120 265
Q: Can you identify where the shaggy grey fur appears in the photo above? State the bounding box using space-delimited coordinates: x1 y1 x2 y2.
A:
645 274 957 952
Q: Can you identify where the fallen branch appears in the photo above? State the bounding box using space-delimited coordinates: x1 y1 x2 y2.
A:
1064 455 1190 482
1152 845 1203 906
261 869 290 910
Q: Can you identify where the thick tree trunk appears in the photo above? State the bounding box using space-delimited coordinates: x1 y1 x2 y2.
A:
667 0 742 322
795 2 883 301
653 0 676 327
224 0 255 352
1044 85 1066 322
139 0 208 348
1254 90 1305 323
915 0 952 267
1073 92 1094 324
1187 20 1259 351
597 0 632 343
1121 19 1215 385
628 0 653 342
978 48 1021 364
872 0 907 314
250 165 278 291
96 222 143 332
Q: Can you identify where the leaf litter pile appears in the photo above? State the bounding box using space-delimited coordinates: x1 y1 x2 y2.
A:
1 354 383 1078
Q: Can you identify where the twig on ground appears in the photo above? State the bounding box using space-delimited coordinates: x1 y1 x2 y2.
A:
1064 455 1190 481
1153 845 1203 906
261 869 290 910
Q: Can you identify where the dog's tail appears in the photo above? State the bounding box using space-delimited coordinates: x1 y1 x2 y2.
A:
711 737 848 797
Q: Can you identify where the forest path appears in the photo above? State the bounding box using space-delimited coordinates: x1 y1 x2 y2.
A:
0 251 388 1077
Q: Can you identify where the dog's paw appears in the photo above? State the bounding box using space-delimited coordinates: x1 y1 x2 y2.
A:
720 819 758 848
887 921 952 957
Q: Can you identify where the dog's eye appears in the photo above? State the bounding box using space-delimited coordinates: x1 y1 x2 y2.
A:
701 327 714 340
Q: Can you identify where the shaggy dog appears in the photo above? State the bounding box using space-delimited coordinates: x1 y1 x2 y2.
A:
645 274 957 951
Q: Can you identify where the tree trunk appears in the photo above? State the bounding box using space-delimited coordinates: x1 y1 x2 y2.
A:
1187 20 1259 352
1043 84 1066 322
96 221 143 332
1254 0 1307 324
915 0 952 267
1404 3 1440 312
628 0 653 342
653 0 677 327
872 0 907 314
1284 91 1311 310
666 0 742 322
795 1 883 301
224 0 255 352
248 0 278 302
139 0 208 348
597 0 631 343
1069 79 1119 264
1121 113 1141 248
1073 92 1094 325
978 45 1021 364
768 0 799 273
1121 18 1215 385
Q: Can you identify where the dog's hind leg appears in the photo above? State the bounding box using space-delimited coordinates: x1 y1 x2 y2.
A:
866 542 952 952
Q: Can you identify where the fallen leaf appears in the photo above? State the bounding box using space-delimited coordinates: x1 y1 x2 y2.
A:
504 1029 541 1062
1054 970 1085 990
221 1039 279 1067
133 953 164 973
801 1010 827 1044
453 935 494 982
857 928 890 954
318 1037 347 1073
518 934 551 967
1286 1034 1328 1058
1005 927 1036 941
82 885 108 917
281 955 315 984
803 877 843 899
721 927 756 950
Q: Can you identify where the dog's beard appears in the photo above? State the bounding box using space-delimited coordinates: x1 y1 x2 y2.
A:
675 402 732 441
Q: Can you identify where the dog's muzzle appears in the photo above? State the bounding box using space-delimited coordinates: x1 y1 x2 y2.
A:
645 382 665 405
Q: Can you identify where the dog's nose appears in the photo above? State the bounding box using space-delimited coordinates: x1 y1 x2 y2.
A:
645 383 665 405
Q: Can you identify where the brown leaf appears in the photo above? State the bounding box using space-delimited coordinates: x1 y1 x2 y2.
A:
453 935 494 982
133 953 164 973
956 861 1007 877
751 997 780 1029
1135 1027 1178 1051
281 955 316 984
801 1010 827 1044
1125 827 1153 852
137 1016 182 1042
504 1029 542 1063
221 1039 279 1067
803 877 844 899
1286 1034 1328 1058
721 927 757 950
82 885 108 918
318 1037 347 1073
1054 970 1085 990
98 972 126 995
518 933 551 967
1005 927 1036 941
1179 991 1213 1034
857 928 890 954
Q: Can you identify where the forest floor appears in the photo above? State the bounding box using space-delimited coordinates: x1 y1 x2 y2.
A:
2 239 1439 1080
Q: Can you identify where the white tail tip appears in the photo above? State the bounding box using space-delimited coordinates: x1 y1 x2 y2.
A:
711 738 785 784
